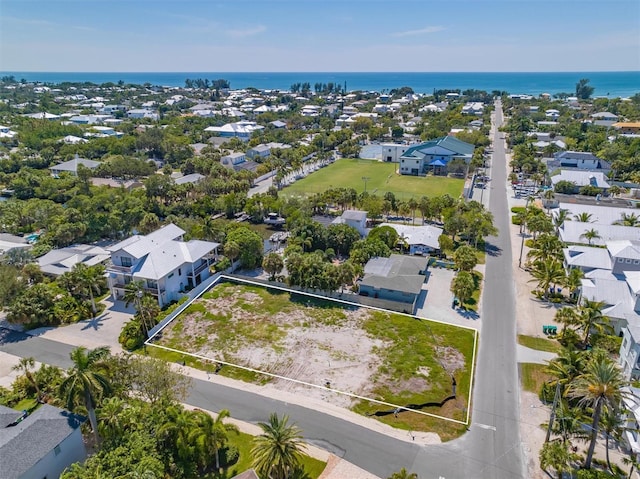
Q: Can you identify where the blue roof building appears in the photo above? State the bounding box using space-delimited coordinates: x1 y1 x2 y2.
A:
399 136 475 176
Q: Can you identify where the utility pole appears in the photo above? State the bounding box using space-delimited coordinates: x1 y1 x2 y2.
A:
518 196 531 269
545 381 562 443
362 176 370 193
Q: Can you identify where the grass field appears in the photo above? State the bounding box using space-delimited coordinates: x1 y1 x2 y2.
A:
281 159 465 200
519 363 553 394
517 334 561 353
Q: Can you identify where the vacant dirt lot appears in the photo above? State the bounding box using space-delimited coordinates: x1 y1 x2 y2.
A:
156 282 475 424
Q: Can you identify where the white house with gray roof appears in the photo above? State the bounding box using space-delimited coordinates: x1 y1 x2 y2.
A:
358 254 428 313
332 210 368 236
0 404 86 479
550 170 610 191
38 244 110 276
106 223 219 307
379 223 443 255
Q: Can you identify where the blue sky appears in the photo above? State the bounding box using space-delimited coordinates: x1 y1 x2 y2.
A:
1 0 639 72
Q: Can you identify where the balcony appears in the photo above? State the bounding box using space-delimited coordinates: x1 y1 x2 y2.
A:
188 261 210 277
106 262 134 274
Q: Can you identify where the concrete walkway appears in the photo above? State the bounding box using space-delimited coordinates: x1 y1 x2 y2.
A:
516 344 556 365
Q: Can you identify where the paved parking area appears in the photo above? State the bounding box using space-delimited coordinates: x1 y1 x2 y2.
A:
415 266 482 328
24 298 134 353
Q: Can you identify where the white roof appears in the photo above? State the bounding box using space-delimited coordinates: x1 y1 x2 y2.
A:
550 170 610 188
134 240 217 281
556 202 640 226
582 269 635 315
38 244 110 276
559 221 640 246
608 240 640 260
379 223 443 250
563 245 612 270
109 223 185 259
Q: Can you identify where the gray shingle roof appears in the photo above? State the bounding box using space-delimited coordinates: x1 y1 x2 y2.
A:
360 254 428 295
0 404 85 479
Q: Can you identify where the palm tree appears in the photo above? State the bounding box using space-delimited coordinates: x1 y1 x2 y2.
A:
580 228 601 246
545 347 587 392
564 268 584 300
529 259 566 300
553 208 571 234
615 212 640 227
12 357 41 400
568 355 629 469
224 240 241 271
600 404 626 474
251 413 306 479
578 299 612 347
191 409 239 471
387 468 418 479
59 346 112 444
158 406 199 473
72 263 105 316
554 307 580 336
574 212 594 223
123 280 146 310
539 440 578 479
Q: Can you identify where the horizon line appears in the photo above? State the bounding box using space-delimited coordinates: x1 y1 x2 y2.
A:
2 70 639 74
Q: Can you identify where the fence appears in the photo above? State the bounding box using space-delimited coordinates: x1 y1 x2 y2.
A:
223 274 415 314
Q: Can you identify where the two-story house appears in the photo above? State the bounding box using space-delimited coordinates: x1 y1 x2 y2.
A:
398 136 474 176
332 210 368 237
106 224 219 307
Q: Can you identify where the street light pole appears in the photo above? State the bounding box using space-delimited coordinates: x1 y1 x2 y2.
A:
362 176 370 193
518 196 531 269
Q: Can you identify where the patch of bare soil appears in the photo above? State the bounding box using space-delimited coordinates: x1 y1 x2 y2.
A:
434 346 466 376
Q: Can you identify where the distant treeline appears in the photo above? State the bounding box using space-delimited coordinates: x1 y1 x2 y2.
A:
184 78 231 89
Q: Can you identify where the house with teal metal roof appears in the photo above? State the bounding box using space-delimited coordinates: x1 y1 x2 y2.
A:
398 136 475 176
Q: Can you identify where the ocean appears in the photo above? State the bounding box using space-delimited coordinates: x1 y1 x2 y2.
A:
1 71 639 98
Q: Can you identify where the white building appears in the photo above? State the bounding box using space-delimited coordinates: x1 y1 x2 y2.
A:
378 223 443 255
0 404 86 479
106 224 219 307
205 120 264 140
332 210 368 237
380 143 411 163
49 155 102 177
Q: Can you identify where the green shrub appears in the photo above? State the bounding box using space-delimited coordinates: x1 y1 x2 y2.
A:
539 381 554 402
119 319 144 351
511 216 523 225
221 444 239 466
511 206 526 214
525 239 535 248
215 257 231 272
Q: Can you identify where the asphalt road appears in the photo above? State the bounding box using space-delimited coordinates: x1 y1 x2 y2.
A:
0 102 524 478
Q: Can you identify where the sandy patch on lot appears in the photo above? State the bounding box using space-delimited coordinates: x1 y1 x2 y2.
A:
158 285 468 411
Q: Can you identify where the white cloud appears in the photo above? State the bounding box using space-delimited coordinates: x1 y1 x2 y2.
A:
226 25 266 38
391 25 445 37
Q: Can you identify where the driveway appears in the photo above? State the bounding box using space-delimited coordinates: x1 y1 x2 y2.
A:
23 298 134 353
415 267 481 328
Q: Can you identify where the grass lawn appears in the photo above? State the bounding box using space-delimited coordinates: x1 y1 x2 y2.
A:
204 430 326 479
457 270 483 312
281 159 464 201
152 281 476 439
520 363 553 394
517 334 561 353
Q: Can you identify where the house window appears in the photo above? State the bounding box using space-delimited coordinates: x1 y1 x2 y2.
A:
623 337 628 350
618 258 624 263
635 260 640 265
121 257 132 267
168 273 174 279
54 445 61 456
178 268 182 275
627 258 633 264
147 280 157 290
